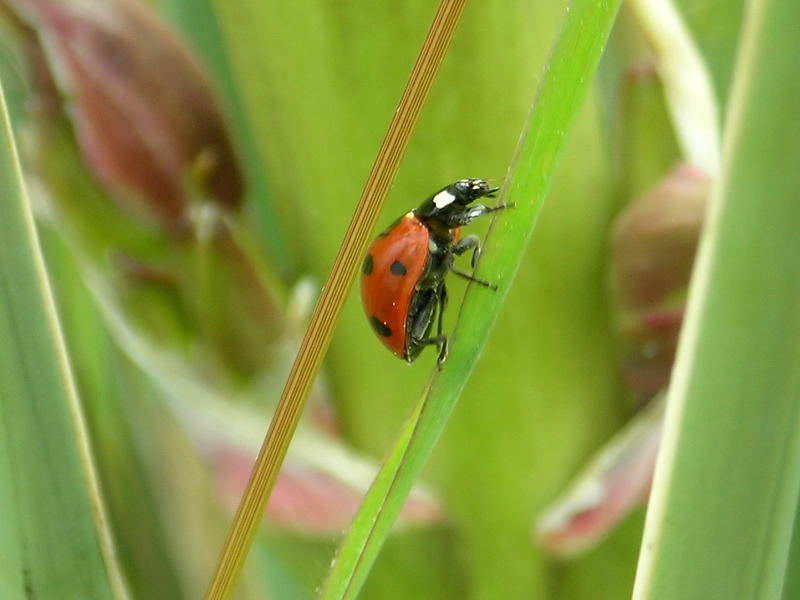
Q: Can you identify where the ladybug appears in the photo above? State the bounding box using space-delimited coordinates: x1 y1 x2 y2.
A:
361 178 506 364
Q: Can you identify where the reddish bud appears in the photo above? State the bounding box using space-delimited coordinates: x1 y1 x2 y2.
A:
610 164 708 398
537 169 710 556
536 395 664 557
211 443 442 534
10 0 243 229
610 164 708 312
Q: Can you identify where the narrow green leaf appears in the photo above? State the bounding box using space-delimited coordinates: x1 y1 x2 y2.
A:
633 0 800 597
41 230 186 600
784 502 800 600
321 1 622 597
0 82 125 599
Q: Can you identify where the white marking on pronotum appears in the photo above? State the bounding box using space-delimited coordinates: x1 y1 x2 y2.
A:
432 190 456 209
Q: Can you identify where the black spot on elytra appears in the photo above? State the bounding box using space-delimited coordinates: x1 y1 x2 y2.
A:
362 254 373 275
370 316 392 337
390 260 407 276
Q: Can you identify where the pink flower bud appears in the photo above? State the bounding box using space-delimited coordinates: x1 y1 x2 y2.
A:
535 167 711 556
610 164 708 313
10 0 244 229
610 164 709 398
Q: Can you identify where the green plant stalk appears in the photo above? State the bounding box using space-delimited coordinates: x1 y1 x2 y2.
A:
40 229 186 599
320 1 622 597
204 2 469 597
0 83 127 599
632 0 800 597
628 0 721 177
784 503 800 599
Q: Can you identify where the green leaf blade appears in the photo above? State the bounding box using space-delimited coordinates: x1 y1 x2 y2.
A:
321 1 622 598
633 0 800 597
0 82 123 600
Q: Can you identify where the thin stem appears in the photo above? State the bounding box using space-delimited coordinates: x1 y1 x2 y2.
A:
203 1 468 598
628 0 721 177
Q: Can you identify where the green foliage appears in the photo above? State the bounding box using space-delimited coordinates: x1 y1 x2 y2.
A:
1 0 796 598
320 2 622 597
0 85 122 599
634 0 800 597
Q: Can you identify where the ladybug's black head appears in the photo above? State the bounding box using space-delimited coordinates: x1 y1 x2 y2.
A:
415 178 500 223
449 179 499 206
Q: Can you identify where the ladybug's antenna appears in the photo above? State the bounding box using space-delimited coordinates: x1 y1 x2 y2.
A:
479 177 502 197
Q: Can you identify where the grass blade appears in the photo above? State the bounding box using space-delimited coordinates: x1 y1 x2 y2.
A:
321 1 622 597
0 83 126 598
627 0 721 177
784 503 800 599
204 2 469 597
632 0 800 597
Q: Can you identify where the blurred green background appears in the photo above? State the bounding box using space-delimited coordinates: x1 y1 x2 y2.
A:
3 0 781 599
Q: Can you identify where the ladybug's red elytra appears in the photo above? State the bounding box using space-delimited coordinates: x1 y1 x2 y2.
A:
361 178 507 364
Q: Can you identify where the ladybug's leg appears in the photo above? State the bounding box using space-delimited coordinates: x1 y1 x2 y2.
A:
452 234 482 268
411 285 449 365
408 289 447 362
434 284 448 364
450 268 497 290
444 202 512 228
450 236 497 290
416 334 448 363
